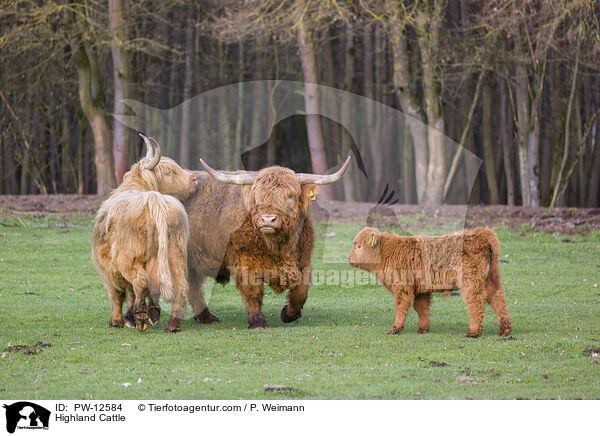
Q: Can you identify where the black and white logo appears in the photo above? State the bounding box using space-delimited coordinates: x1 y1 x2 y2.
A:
3 402 50 433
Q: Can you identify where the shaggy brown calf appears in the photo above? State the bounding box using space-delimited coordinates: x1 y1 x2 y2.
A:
183 156 351 329
348 227 512 338
92 135 198 332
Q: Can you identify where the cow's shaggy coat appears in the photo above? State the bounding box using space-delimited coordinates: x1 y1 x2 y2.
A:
348 227 512 338
92 136 198 332
184 157 350 329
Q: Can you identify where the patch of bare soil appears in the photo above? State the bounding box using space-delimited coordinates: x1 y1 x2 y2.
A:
3 341 52 355
0 194 104 214
314 201 600 235
1 195 599 234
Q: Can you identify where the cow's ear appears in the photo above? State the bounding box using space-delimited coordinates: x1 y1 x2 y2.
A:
301 184 318 210
365 229 379 248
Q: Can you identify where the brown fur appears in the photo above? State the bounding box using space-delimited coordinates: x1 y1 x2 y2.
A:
184 167 317 329
92 154 198 333
348 227 512 338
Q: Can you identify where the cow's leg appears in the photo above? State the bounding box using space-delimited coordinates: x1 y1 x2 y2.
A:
188 269 220 324
148 292 161 327
123 287 136 328
485 280 512 336
390 287 415 334
242 287 267 329
121 262 150 332
105 284 125 328
413 293 432 334
461 280 486 338
164 290 187 333
281 266 310 323
237 270 267 329
145 256 161 326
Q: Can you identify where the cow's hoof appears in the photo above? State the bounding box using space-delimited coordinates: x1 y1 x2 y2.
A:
280 305 302 323
417 326 430 334
389 326 403 335
135 312 149 332
194 307 220 324
465 330 481 338
164 318 182 333
124 308 135 328
148 306 161 326
124 319 136 328
248 314 268 330
109 319 124 328
498 319 512 336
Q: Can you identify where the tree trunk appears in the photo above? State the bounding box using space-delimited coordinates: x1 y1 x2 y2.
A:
499 77 515 205
234 40 245 166
74 45 115 195
20 142 30 195
586 118 600 207
109 0 131 184
416 2 446 205
515 64 531 206
340 23 356 201
387 3 427 203
371 23 385 196
60 112 73 192
550 57 578 208
0 140 4 194
4 140 17 194
76 112 86 194
482 80 499 204
295 1 331 199
179 13 194 168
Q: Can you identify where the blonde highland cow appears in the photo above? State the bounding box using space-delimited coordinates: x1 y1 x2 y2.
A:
92 134 198 332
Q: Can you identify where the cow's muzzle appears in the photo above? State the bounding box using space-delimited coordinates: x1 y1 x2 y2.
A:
258 214 281 234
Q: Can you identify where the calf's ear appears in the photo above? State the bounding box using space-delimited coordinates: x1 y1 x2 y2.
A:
369 233 379 248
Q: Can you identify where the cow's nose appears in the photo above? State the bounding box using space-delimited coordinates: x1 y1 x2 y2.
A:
261 214 278 225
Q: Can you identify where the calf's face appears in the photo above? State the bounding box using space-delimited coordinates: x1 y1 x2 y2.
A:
348 227 380 268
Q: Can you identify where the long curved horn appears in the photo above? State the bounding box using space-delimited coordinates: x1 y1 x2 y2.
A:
296 155 351 185
199 159 259 185
139 133 161 170
140 133 154 159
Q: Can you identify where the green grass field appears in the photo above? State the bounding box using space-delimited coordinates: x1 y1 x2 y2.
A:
1 213 599 399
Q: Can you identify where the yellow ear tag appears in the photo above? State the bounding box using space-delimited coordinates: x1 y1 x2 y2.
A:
308 190 316 201
370 235 376 247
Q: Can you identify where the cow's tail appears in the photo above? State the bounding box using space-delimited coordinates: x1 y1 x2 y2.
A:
145 192 175 303
474 227 501 289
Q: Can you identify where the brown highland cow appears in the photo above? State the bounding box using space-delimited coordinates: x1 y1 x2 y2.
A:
92 134 198 332
348 226 512 338
182 156 351 329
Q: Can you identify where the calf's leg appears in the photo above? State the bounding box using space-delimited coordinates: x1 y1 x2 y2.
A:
485 282 512 336
390 287 415 334
413 293 432 333
461 280 486 338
